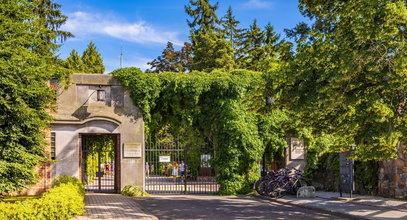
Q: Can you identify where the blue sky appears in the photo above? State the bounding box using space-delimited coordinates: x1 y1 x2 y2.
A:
57 0 306 73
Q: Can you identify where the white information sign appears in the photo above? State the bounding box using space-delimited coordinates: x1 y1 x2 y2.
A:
290 138 305 160
123 143 142 158
159 156 171 162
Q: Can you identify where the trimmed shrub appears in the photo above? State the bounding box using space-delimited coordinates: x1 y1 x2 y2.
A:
52 175 85 196
0 176 85 220
121 184 149 197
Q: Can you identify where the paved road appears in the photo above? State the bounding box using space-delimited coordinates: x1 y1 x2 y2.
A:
133 195 346 220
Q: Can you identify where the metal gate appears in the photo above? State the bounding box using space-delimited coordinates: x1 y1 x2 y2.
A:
81 134 119 193
145 140 219 194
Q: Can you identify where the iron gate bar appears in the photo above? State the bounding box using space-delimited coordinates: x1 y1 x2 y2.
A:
81 134 119 193
145 143 218 195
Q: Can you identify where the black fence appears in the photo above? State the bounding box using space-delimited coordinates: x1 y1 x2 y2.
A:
145 141 218 194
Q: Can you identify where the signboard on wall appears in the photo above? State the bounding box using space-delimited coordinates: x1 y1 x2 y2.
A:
159 156 171 162
123 142 142 158
201 154 211 167
290 138 305 160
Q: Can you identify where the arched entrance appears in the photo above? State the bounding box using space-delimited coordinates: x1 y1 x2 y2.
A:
80 133 120 193
50 74 144 193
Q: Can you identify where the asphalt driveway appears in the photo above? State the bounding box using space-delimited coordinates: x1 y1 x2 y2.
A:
133 195 346 220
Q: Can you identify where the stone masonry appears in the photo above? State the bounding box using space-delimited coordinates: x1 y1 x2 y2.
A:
378 143 407 199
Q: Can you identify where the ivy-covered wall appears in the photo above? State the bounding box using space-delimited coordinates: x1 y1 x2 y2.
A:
112 67 377 195
308 152 379 195
112 68 295 194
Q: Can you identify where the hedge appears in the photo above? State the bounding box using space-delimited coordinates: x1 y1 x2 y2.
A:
0 176 85 220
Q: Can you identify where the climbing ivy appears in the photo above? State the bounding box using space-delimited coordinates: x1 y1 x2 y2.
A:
113 68 297 194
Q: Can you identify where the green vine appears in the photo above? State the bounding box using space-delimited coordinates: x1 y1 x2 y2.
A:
112 68 298 194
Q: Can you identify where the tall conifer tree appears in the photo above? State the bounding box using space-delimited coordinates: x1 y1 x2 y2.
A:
82 42 105 74
33 0 73 55
221 6 243 63
65 49 84 72
238 19 264 70
185 0 234 71
190 32 234 72
258 23 280 72
221 6 243 49
185 0 220 34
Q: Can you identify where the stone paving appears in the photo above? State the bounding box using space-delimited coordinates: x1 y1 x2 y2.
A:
73 193 157 220
265 191 407 220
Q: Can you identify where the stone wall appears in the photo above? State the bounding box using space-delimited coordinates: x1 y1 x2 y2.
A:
50 74 145 192
378 143 407 199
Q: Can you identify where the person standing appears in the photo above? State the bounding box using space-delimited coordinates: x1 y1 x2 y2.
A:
172 162 178 183
150 164 155 175
179 160 187 182
145 162 150 177
105 162 111 175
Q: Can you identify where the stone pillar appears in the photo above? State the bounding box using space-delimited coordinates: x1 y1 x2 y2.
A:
378 143 407 199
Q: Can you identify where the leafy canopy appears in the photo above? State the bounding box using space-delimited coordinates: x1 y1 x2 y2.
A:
0 0 71 194
277 0 407 160
112 67 317 194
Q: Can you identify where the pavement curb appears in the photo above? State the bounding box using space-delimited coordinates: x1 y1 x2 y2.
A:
252 194 370 220
316 195 407 213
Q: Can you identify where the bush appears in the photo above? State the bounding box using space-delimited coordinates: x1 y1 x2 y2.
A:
121 184 149 197
0 176 85 220
52 176 85 196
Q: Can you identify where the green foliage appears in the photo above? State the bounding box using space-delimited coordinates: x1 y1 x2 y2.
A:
65 49 84 72
354 160 379 195
148 42 192 73
190 32 235 72
121 184 149 197
0 176 85 220
112 68 295 194
82 41 105 74
0 0 71 194
308 153 379 195
237 19 264 70
32 0 73 54
0 195 41 203
185 0 220 34
277 0 407 160
52 176 85 196
221 6 243 54
82 136 115 184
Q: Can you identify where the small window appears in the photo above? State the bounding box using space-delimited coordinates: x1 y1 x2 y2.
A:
51 132 56 160
97 89 105 101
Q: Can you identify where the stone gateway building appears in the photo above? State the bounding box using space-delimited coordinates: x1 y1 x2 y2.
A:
49 74 145 192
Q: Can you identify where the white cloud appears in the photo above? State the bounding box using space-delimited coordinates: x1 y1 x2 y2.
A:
242 0 272 10
63 11 182 45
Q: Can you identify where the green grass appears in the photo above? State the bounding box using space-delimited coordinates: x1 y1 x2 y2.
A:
0 195 42 203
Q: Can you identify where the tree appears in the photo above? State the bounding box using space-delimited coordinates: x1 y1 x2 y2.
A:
180 42 193 72
190 32 234 72
65 49 84 72
221 6 243 53
185 0 220 34
185 0 234 72
148 42 193 73
33 0 73 55
278 0 407 160
0 0 71 194
258 23 280 72
237 19 264 70
82 42 105 74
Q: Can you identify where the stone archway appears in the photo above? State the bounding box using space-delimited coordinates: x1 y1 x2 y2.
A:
50 74 145 192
